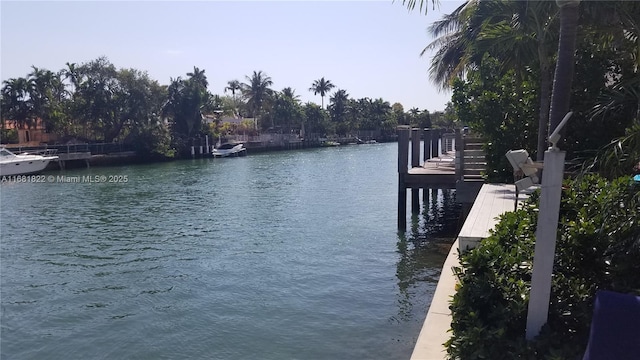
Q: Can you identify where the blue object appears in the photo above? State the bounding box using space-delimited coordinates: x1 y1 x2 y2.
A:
582 290 640 360
634 174 640 182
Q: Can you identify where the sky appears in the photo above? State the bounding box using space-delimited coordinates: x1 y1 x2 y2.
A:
1 0 465 112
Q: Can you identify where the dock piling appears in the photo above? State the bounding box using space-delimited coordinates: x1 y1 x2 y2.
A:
431 129 439 160
411 128 422 214
398 126 410 230
424 128 432 160
455 129 463 181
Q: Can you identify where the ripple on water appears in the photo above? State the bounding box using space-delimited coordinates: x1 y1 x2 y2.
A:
1 144 455 360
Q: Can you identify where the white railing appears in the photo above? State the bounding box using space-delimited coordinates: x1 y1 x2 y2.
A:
441 133 456 153
225 133 302 143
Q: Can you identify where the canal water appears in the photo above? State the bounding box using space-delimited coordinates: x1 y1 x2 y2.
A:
0 143 460 360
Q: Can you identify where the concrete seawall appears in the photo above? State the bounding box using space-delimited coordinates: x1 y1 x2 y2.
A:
410 184 525 359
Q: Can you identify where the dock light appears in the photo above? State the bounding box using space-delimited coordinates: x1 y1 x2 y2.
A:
549 112 573 151
506 149 542 192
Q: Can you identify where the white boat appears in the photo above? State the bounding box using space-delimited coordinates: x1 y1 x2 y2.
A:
211 143 247 158
0 147 58 176
322 140 340 147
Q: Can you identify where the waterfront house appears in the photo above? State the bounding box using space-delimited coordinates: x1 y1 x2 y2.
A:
2 118 58 146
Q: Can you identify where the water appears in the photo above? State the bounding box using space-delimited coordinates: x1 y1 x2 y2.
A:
0 143 459 360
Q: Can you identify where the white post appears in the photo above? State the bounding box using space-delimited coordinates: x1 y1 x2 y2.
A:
525 148 566 340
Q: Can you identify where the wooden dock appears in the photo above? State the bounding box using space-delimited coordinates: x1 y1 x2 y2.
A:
397 126 486 229
5 143 138 169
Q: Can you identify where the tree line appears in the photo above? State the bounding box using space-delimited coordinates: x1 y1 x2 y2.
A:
398 1 640 358
405 0 639 181
1 58 452 158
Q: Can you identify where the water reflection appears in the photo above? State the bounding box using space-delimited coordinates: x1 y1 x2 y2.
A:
1 144 451 359
395 189 461 322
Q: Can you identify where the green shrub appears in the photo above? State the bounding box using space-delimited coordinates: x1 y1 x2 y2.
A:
1 128 18 143
446 174 640 359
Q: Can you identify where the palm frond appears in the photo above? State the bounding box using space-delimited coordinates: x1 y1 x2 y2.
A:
586 124 640 179
590 76 640 122
397 0 438 15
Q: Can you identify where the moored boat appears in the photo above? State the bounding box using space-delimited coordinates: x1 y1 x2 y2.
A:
0 147 58 176
211 143 247 157
322 140 340 147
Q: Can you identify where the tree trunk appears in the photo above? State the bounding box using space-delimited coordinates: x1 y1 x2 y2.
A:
548 1 581 145
536 53 552 161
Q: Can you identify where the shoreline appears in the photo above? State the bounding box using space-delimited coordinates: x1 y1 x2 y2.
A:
25 138 397 172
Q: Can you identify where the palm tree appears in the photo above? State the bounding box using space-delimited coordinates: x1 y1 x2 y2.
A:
2 77 31 104
28 66 55 122
241 70 273 128
329 89 349 127
225 79 242 115
281 87 300 101
590 124 640 179
421 0 481 89
187 66 208 89
1 77 32 128
475 1 558 160
407 107 421 127
225 80 241 99
399 0 439 15
309 77 335 109
547 0 581 143
330 89 349 104
51 71 68 103
65 62 81 90
423 0 560 160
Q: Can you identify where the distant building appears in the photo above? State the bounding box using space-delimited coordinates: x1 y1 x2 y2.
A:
2 118 58 145
202 114 255 128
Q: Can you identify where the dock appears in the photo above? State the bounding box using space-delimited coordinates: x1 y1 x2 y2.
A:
397 126 486 229
410 183 526 359
5 143 137 169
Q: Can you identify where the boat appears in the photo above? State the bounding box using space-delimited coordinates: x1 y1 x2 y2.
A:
355 137 377 145
322 140 340 147
211 143 247 158
0 147 58 176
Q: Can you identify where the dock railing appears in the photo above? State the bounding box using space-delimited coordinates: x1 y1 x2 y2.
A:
397 126 486 230
442 132 455 154
455 130 464 181
397 126 457 229
7 142 134 155
397 127 455 170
